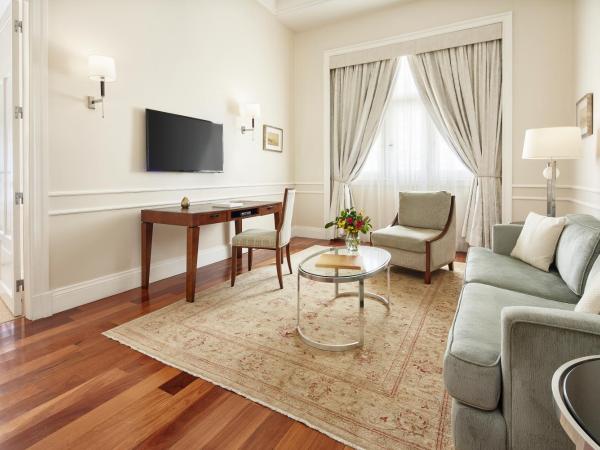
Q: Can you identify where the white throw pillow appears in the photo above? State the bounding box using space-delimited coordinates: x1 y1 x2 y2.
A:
575 273 600 314
510 212 566 272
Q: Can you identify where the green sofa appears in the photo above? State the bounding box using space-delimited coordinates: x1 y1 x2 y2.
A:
445 214 600 450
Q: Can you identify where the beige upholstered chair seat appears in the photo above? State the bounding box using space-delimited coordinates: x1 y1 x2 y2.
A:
231 229 278 249
371 225 441 253
230 188 296 289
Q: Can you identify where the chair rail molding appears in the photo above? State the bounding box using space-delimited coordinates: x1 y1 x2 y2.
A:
512 183 600 212
48 181 323 216
512 183 600 194
48 181 296 197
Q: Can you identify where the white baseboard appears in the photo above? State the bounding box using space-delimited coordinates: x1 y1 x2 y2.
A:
49 230 324 316
51 244 233 314
292 226 328 240
28 291 53 320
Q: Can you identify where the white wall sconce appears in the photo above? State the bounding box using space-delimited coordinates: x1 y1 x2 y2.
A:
87 55 116 118
240 103 261 138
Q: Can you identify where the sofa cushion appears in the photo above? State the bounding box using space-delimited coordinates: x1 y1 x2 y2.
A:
510 212 566 272
398 191 451 230
586 256 600 292
555 214 600 295
444 283 574 411
371 225 440 253
465 247 580 304
577 256 600 314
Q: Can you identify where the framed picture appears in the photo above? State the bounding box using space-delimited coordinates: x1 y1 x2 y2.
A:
263 125 283 152
576 93 593 138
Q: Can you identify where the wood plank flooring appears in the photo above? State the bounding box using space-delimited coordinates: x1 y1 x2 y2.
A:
0 238 465 449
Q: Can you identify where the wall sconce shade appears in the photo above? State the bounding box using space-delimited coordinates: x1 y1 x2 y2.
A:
240 103 261 137
88 55 116 82
87 55 116 118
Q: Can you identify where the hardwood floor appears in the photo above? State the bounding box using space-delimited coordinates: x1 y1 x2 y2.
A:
0 238 465 449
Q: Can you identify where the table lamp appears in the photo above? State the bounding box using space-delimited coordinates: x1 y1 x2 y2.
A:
522 127 582 217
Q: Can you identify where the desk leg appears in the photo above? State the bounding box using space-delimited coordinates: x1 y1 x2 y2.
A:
141 222 153 289
274 210 281 229
186 226 200 302
234 219 242 260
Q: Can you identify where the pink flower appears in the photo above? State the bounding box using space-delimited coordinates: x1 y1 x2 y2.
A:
346 217 353 224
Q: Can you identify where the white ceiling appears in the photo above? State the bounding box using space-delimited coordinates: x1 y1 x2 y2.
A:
257 0 415 31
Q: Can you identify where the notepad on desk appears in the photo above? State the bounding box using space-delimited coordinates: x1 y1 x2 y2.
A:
315 254 363 270
212 202 244 208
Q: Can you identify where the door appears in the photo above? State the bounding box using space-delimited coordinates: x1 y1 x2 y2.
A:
0 0 23 316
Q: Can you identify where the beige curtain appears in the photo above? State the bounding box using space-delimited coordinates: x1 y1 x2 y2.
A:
408 40 502 248
330 58 399 221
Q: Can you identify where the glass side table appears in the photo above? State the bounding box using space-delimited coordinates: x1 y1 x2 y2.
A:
296 246 391 352
552 355 600 450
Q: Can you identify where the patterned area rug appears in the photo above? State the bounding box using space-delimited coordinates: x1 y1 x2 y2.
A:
104 246 462 450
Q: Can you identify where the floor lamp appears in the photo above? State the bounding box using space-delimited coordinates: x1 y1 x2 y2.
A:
522 127 582 217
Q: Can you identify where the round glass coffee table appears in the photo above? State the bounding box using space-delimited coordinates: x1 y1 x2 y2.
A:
297 246 391 352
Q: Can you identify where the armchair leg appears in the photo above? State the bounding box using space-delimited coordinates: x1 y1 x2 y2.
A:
231 246 238 287
425 242 432 285
448 262 454 271
248 248 253 271
275 247 283 289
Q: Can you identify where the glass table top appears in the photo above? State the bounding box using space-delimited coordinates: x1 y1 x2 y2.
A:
563 358 600 445
298 246 391 281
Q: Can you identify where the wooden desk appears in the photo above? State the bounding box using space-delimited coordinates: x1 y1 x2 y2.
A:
141 200 283 302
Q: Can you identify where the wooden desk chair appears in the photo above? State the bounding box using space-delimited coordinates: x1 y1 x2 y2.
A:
231 188 296 289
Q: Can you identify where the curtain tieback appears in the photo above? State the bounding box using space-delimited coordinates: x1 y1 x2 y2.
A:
332 177 349 184
476 175 501 179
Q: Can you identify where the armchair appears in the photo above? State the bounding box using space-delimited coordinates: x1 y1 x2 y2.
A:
370 191 456 284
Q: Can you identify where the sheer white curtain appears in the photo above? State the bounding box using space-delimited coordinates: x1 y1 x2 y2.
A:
352 56 473 250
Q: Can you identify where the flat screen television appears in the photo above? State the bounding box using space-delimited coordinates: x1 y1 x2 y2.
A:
146 109 223 172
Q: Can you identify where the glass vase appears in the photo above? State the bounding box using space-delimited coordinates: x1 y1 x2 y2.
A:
345 231 360 253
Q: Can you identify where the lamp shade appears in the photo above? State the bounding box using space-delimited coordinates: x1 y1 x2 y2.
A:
240 103 261 119
88 55 116 82
522 127 582 160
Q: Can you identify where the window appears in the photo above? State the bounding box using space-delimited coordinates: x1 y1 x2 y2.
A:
353 57 473 249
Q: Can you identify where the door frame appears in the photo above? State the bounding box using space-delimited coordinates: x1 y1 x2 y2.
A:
22 0 51 320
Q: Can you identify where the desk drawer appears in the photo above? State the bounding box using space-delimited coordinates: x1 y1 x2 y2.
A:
259 205 279 215
199 211 228 225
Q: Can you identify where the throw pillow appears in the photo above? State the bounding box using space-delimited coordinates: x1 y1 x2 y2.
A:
575 272 600 314
511 212 567 272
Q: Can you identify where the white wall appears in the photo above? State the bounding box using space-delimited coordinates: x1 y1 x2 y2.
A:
47 0 294 311
291 0 578 232
571 0 600 216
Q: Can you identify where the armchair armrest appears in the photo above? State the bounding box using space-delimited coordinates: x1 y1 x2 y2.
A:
500 306 600 450
492 224 523 255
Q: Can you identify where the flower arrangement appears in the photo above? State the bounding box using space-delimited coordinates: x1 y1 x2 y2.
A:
325 208 372 234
